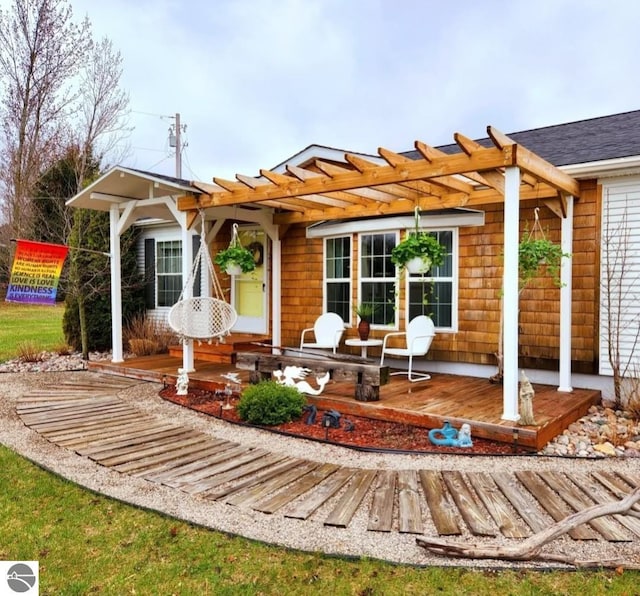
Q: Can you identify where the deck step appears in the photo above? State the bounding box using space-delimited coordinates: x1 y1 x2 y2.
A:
168 334 271 364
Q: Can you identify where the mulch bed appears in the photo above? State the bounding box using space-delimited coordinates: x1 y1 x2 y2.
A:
159 386 529 456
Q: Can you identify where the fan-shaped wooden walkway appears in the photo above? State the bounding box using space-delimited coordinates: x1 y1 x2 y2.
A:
16 374 640 543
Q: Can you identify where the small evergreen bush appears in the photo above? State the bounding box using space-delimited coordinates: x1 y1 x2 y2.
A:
237 381 306 425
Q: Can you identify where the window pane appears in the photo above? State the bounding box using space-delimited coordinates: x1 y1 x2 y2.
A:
325 236 351 320
327 282 350 321
362 282 396 325
156 241 183 307
157 274 182 307
409 280 452 327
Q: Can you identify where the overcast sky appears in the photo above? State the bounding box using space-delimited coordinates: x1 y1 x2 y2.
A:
67 0 640 181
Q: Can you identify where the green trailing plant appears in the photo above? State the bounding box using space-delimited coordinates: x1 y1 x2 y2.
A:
237 381 306 425
214 223 256 274
391 208 446 273
391 231 446 271
518 234 569 289
214 244 256 274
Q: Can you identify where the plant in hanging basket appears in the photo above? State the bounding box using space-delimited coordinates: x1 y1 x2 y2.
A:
518 236 568 288
214 244 256 275
391 231 446 274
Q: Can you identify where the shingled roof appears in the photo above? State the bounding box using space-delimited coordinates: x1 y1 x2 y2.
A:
403 109 640 167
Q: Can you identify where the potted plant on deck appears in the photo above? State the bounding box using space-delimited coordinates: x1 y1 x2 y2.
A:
214 223 256 275
355 302 376 341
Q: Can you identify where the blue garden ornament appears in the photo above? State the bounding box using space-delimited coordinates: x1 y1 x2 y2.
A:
428 420 473 448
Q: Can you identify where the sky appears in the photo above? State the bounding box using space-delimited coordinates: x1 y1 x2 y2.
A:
59 0 640 182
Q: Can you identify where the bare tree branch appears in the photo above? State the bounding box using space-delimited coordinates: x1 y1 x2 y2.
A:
416 486 640 569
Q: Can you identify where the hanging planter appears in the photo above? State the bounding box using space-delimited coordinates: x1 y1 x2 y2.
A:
518 209 569 288
214 223 256 275
391 207 445 273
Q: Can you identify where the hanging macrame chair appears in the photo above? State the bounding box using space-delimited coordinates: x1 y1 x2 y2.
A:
168 214 238 342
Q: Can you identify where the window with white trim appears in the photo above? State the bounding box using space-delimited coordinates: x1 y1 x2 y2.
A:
156 240 182 307
359 232 398 327
324 236 351 321
407 230 455 329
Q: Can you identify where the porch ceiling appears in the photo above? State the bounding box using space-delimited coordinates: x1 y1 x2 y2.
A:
178 126 581 225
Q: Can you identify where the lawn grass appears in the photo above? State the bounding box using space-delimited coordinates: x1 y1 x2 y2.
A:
0 302 65 362
1 445 638 595
2 303 640 593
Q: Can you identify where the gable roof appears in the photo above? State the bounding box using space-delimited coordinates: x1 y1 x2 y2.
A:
404 109 640 167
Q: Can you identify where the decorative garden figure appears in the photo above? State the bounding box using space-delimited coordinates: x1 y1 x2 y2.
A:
428 420 459 446
272 366 330 395
457 423 473 447
176 368 189 396
519 370 537 425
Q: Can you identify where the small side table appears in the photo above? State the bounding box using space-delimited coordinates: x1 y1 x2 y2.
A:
345 338 383 359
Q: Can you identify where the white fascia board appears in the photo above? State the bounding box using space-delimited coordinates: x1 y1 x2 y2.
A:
561 156 640 179
306 209 485 238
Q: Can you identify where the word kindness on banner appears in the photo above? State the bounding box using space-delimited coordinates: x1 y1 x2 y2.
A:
6 240 69 305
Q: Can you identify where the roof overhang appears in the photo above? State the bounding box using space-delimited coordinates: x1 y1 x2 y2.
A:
66 166 204 222
178 126 581 224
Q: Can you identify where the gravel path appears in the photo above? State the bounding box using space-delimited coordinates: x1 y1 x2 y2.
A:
1 358 640 569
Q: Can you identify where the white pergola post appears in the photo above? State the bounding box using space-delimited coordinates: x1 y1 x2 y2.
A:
558 196 574 392
180 215 195 372
109 204 124 363
271 229 282 353
502 166 520 421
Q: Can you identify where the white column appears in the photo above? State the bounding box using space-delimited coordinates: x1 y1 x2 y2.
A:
558 196 574 392
181 217 195 372
502 166 520 421
109 204 124 363
271 229 282 353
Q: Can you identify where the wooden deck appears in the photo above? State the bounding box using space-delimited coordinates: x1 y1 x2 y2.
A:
87 349 601 450
15 374 638 542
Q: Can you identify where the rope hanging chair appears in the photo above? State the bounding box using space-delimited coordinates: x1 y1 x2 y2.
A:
168 214 238 342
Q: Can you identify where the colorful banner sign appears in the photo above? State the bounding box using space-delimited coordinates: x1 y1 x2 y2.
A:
6 240 69 305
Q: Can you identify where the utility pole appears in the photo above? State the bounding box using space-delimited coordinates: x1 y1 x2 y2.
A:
169 113 186 178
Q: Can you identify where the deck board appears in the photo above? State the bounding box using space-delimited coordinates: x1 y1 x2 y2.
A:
88 353 601 449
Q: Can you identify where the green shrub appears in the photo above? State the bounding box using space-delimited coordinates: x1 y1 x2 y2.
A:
237 381 306 425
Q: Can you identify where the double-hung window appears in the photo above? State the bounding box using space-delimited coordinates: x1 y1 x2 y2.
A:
407 230 455 328
156 240 182 307
324 236 351 321
359 232 398 327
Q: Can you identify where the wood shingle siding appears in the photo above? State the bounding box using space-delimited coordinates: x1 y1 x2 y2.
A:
278 178 600 373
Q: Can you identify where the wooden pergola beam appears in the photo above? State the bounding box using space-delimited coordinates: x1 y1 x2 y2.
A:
487 126 579 197
179 145 517 211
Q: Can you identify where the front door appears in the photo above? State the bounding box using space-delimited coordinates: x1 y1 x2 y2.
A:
231 228 268 334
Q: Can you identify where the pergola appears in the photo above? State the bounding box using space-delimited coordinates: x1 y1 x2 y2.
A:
176 126 581 422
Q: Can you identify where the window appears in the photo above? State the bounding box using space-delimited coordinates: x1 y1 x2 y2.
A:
324 236 351 321
407 230 454 329
359 232 398 327
156 240 182 307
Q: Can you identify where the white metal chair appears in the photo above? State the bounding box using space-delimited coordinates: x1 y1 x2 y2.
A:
300 312 345 354
380 315 435 382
